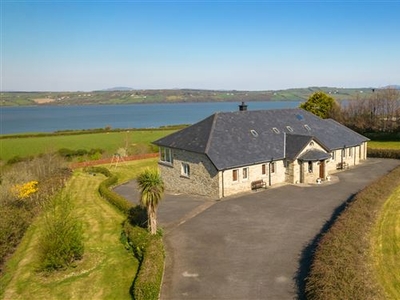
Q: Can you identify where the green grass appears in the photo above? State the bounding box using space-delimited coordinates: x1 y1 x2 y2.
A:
0 129 175 161
372 186 400 299
368 141 400 150
0 159 156 300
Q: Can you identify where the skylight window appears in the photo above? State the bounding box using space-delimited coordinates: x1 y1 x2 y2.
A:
272 127 280 134
304 124 311 131
296 114 304 120
250 129 259 137
286 126 294 132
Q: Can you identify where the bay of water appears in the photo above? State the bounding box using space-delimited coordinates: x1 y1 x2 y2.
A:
1 101 300 134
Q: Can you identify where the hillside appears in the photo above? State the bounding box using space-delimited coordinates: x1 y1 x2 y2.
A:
0 87 379 106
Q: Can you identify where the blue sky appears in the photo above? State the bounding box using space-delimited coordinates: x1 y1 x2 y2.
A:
2 1 400 91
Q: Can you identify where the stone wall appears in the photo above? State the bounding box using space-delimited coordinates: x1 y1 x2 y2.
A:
221 160 286 197
158 148 220 198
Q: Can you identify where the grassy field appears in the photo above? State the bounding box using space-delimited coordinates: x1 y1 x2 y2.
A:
0 129 175 162
368 141 400 150
0 158 156 300
372 185 400 299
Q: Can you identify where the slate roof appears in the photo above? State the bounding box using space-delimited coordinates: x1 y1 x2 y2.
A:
153 108 369 171
298 149 332 161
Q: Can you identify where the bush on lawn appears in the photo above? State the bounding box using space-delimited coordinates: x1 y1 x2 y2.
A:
37 192 84 271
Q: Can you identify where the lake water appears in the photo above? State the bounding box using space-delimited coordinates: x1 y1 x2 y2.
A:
1 101 301 134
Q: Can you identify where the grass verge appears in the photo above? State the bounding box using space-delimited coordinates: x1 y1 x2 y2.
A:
371 185 400 299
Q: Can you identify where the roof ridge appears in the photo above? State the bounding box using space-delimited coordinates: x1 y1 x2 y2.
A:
205 113 219 154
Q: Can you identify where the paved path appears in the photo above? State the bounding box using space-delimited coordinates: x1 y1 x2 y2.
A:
115 158 400 300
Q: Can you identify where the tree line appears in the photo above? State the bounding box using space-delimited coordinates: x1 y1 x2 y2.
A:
301 88 400 134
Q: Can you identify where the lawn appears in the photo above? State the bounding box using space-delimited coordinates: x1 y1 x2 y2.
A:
368 141 400 150
0 159 156 299
372 185 400 299
0 129 175 162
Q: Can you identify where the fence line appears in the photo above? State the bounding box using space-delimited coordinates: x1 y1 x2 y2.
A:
70 153 158 169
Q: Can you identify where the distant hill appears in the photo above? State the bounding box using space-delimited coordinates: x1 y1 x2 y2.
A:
100 87 134 91
384 85 400 90
1 86 398 106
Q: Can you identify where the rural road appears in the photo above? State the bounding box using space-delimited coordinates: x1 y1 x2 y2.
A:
115 158 400 300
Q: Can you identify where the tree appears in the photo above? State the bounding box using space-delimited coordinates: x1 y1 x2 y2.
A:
136 168 164 235
300 92 339 119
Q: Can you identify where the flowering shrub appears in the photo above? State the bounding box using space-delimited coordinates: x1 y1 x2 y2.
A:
12 181 39 199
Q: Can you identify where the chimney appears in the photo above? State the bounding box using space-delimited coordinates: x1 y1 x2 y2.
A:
239 101 248 111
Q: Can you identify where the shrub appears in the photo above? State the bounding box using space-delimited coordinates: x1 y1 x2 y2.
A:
37 192 84 271
127 206 148 229
58 148 105 160
0 154 70 272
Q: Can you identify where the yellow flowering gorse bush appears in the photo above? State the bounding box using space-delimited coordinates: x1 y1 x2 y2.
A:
12 180 39 199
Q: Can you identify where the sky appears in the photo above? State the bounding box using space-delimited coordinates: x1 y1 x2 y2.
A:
1 0 400 91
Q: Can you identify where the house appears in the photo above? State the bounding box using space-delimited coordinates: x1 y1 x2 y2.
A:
153 106 369 199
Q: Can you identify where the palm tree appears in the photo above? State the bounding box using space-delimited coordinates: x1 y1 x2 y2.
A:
136 168 164 235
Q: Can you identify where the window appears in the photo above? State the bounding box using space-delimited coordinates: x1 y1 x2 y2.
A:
160 147 172 163
331 151 335 160
270 162 275 173
250 129 259 137
272 127 280 134
309 141 314 147
261 164 266 176
243 167 249 180
232 169 238 182
286 126 294 132
304 124 311 131
349 147 353 157
308 161 313 173
342 148 346 158
181 163 190 177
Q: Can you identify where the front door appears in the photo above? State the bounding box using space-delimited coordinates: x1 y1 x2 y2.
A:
319 160 325 179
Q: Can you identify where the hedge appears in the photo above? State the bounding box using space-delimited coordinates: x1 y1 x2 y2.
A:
124 223 165 300
87 166 165 300
305 166 400 299
367 148 400 159
85 166 132 213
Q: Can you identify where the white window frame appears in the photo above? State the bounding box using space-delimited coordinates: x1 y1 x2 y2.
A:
181 162 190 178
242 167 249 180
160 147 173 164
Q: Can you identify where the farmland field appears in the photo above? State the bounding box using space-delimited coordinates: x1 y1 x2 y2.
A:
0 129 176 162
